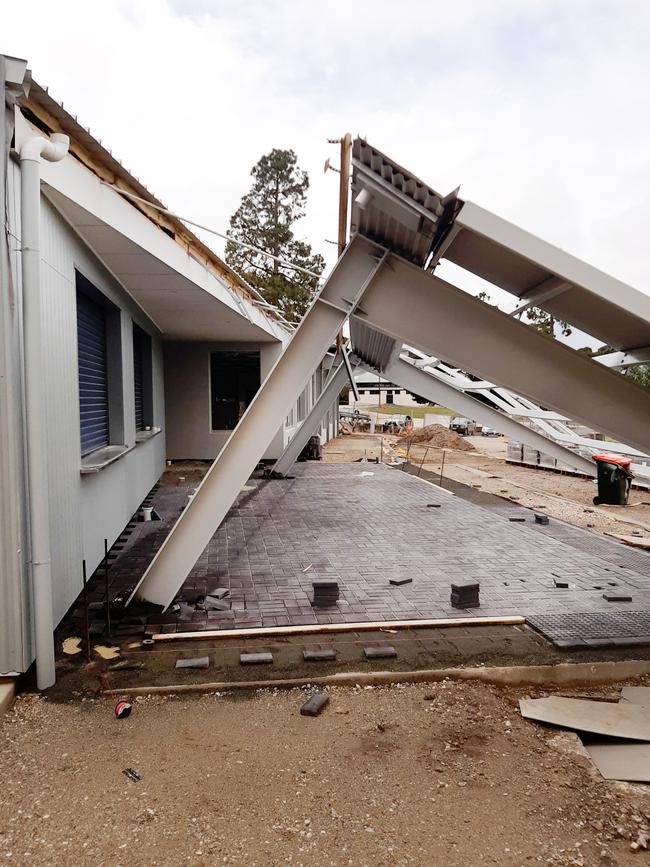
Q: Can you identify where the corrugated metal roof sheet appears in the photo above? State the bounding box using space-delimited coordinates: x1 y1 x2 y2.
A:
349 319 397 372
351 137 460 266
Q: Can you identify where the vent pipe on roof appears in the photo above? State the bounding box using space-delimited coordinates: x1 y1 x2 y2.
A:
19 132 70 690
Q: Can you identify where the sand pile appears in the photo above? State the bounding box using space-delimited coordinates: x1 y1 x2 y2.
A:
400 423 475 451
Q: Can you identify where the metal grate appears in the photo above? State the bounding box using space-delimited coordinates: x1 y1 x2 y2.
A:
528 611 650 647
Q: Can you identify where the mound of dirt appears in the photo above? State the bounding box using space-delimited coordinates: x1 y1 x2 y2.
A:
400 423 476 451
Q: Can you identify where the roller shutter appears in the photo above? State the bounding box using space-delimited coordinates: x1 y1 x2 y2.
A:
77 290 109 456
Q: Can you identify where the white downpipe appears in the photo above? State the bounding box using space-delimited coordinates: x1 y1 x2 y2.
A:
19 132 69 689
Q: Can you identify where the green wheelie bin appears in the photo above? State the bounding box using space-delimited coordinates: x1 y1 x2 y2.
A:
592 452 633 506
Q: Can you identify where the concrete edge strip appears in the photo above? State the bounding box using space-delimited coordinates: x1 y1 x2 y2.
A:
104 659 650 698
0 680 16 714
390 464 456 496
152 615 525 643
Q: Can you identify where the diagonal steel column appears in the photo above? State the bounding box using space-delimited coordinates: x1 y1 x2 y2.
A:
355 252 650 456
272 359 351 477
128 236 387 608
383 356 596 476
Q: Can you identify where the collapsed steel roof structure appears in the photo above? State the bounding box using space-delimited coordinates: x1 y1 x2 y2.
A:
130 139 650 610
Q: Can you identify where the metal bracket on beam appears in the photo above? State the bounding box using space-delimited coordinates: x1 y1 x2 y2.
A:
342 345 359 400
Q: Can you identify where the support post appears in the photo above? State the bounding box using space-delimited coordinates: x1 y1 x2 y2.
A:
272 360 351 477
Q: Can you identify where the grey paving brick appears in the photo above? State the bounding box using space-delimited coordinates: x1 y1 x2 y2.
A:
175 656 210 669
240 651 273 665
364 645 397 659
303 649 337 662
300 693 330 716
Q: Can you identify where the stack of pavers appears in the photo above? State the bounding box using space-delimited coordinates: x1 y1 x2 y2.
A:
450 580 480 609
312 579 339 608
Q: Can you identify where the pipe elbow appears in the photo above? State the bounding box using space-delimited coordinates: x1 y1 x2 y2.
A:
20 133 70 164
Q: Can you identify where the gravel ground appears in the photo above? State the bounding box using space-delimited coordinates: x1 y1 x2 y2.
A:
1 681 650 865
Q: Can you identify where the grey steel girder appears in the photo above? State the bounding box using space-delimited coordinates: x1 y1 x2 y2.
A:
382 356 595 476
271 358 351 477
352 253 650 456
129 236 387 608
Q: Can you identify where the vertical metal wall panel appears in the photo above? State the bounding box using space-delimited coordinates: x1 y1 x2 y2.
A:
37 197 165 628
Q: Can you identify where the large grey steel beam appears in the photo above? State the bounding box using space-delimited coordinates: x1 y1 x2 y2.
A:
354 253 650 455
128 236 387 608
384 357 596 476
272 359 351 477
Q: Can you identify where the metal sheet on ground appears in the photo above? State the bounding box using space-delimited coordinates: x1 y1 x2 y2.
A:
519 696 650 740
585 742 650 782
620 686 650 705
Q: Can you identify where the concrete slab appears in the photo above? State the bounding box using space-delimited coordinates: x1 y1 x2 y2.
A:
519 696 650 740
585 742 650 782
620 686 650 705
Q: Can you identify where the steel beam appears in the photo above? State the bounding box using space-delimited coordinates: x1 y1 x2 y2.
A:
596 348 650 369
272 359 351 477
128 236 386 608
510 278 571 317
383 357 596 476
354 253 650 455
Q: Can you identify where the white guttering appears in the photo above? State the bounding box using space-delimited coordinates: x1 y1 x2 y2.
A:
19 131 70 689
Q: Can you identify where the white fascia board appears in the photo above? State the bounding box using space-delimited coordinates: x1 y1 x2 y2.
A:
455 200 650 327
14 113 283 342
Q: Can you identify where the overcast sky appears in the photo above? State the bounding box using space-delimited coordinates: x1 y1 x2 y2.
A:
5 0 650 320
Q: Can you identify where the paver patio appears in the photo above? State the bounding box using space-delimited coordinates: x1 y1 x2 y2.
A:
59 462 650 647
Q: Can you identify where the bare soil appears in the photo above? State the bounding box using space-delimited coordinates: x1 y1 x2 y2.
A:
400 423 475 451
2 681 650 865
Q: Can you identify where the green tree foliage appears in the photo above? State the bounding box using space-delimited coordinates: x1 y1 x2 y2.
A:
624 364 650 391
477 290 572 337
524 307 572 338
225 149 325 322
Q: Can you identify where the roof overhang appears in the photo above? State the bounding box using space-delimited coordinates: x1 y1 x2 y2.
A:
15 111 286 343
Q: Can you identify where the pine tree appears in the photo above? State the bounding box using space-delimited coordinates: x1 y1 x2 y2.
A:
225 149 325 322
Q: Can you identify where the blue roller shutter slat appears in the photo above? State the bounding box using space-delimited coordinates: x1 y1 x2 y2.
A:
133 326 144 431
77 291 109 456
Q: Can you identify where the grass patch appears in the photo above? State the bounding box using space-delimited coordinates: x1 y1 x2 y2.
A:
356 403 453 419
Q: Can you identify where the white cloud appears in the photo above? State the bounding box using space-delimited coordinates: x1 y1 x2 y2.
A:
5 0 650 296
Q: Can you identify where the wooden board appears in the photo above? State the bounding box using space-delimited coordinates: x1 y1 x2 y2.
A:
153 615 525 643
605 532 650 550
586 742 650 782
519 696 650 740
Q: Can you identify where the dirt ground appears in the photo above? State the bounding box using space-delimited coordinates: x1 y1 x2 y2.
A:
2 681 650 866
324 433 650 541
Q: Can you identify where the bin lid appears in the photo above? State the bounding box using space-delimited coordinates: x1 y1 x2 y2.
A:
592 452 632 467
